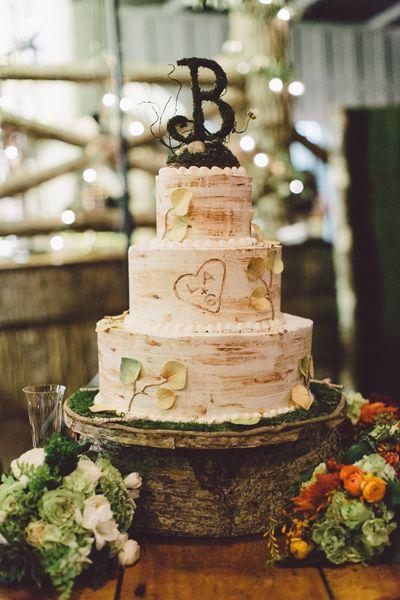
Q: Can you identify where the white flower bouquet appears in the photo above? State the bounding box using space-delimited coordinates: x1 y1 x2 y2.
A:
0 434 141 599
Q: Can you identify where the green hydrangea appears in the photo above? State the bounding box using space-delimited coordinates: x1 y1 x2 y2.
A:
355 454 396 481
362 518 397 547
97 458 133 531
41 533 93 600
345 391 368 425
312 520 348 564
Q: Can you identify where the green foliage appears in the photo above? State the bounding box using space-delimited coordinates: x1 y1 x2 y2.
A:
44 433 88 477
167 142 239 169
97 458 134 532
0 543 44 587
68 381 341 432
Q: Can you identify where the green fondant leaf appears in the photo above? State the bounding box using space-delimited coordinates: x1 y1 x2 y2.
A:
120 357 142 384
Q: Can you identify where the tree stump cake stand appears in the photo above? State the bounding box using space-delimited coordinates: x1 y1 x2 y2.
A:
64 394 346 537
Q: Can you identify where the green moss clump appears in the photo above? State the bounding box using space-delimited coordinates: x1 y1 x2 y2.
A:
167 142 239 169
67 382 341 433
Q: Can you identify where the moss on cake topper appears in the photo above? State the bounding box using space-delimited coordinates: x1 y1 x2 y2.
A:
165 57 240 168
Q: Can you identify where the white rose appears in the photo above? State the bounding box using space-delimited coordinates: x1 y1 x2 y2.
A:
77 458 102 484
0 511 7 525
0 533 8 545
81 495 119 550
10 448 45 480
112 532 128 554
118 539 140 567
82 495 113 529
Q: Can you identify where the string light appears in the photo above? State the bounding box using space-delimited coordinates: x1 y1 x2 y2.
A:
269 78 283 93
289 179 304 194
222 40 243 53
50 235 64 251
237 61 250 75
240 135 256 152
288 81 305 96
61 209 76 225
277 7 291 21
119 97 132 112
4 145 18 160
102 93 117 107
254 153 269 168
129 121 145 136
83 168 97 183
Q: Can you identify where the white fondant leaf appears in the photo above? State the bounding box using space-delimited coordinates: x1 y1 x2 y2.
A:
167 216 188 242
160 361 187 390
272 257 284 275
120 357 142 384
170 188 193 216
252 223 265 242
156 387 176 410
291 384 314 410
90 404 117 413
96 319 113 333
250 286 271 313
230 416 261 425
299 355 314 382
246 257 265 282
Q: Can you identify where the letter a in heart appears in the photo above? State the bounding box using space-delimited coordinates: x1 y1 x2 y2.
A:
173 259 226 313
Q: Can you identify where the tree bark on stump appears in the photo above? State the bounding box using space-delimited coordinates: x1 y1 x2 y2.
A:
65 397 345 537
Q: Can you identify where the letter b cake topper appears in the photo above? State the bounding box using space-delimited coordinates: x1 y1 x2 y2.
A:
167 57 235 145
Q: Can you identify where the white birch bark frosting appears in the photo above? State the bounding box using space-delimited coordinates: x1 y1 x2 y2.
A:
93 164 315 423
127 241 282 333
94 313 313 423
156 166 252 241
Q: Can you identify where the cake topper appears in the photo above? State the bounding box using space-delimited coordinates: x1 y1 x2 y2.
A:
165 57 240 168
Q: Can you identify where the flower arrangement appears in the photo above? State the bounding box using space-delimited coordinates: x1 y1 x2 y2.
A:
267 390 400 565
0 434 142 599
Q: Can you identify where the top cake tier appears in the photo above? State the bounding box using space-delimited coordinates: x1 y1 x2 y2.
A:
156 165 252 241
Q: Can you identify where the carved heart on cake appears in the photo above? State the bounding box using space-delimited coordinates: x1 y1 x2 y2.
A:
173 259 226 313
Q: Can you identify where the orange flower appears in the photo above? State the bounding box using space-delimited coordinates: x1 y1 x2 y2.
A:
359 402 399 425
362 477 386 503
339 465 362 481
292 473 342 515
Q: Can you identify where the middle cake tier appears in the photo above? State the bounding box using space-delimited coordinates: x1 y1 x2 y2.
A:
127 239 282 333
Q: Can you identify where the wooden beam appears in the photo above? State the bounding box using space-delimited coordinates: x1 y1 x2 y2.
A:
0 63 245 87
367 4 400 29
0 111 91 148
291 127 329 163
0 155 89 199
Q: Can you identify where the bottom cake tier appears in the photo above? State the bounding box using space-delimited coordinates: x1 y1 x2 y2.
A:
94 313 313 423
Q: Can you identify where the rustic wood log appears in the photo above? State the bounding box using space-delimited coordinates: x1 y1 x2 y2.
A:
64 394 345 537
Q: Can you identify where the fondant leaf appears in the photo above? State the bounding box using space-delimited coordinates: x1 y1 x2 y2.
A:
95 319 113 333
299 355 314 382
160 361 187 390
272 257 284 275
120 357 142 384
250 286 271 313
246 257 265 282
230 415 261 425
252 222 265 242
167 216 188 242
291 384 314 410
90 404 117 413
170 188 193 216
156 387 176 410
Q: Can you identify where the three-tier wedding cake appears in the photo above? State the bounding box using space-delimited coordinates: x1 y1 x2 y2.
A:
92 58 314 425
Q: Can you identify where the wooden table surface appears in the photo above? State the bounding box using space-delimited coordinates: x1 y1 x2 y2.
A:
1 536 399 600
